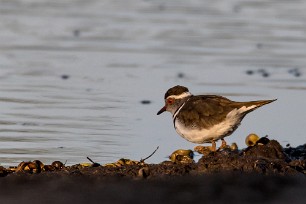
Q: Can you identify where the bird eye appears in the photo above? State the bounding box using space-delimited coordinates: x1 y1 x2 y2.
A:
167 98 174 105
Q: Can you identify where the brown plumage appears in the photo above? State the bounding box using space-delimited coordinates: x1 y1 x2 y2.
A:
157 85 276 150
177 95 276 129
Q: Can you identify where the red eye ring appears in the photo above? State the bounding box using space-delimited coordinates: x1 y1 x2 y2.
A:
167 98 175 105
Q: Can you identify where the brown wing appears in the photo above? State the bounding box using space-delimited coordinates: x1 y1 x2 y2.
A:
176 95 253 129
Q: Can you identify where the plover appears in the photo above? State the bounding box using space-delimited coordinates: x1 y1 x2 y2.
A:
157 85 276 151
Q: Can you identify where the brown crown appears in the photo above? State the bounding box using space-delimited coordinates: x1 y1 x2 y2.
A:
164 85 189 99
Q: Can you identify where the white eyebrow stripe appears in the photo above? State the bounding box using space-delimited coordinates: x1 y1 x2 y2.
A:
166 92 192 100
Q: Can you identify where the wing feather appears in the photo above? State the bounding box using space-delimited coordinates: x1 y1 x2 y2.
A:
176 95 241 129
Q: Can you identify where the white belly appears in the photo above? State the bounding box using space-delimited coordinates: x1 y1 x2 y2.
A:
174 105 256 144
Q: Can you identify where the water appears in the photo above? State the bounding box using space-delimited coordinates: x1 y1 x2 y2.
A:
0 0 305 166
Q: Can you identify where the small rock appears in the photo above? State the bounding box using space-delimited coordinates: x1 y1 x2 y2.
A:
177 72 185 78
73 29 80 37
262 72 270 78
52 161 65 170
138 167 150 179
246 70 254 75
256 43 263 49
61 75 70 80
140 100 151 104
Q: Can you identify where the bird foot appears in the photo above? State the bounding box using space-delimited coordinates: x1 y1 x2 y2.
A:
194 140 217 155
219 139 228 149
194 146 213 155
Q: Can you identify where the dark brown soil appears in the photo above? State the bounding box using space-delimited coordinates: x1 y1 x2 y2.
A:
0 140 305 204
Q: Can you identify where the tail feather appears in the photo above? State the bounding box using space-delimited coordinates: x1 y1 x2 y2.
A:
239 99 277 114
251 99 277 108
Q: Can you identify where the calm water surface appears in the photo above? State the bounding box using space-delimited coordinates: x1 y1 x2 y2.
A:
0 0 306 166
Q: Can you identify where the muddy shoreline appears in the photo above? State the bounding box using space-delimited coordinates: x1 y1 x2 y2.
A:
0 139 305 204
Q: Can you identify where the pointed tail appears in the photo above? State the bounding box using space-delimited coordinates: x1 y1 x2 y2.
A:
251 99 277 108
238 99 277 114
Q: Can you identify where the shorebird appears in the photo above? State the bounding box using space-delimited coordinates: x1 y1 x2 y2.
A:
157 85 276 151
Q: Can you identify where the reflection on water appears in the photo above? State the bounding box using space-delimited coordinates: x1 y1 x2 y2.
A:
0 0 305 166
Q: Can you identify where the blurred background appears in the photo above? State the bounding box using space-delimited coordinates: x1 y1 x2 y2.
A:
0 0 305 166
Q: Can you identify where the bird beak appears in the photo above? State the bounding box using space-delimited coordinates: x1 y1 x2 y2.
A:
157 106 166 115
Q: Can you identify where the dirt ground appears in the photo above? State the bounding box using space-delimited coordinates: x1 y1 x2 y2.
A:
0 139 305 204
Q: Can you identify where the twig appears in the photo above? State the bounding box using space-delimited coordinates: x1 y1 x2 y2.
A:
86 156 101 167
140 146 159 163
87 156 95 164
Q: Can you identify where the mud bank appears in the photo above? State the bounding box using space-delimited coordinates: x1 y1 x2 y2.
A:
0 140 305 204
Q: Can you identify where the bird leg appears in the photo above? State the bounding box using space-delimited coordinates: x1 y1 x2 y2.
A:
211 140 216 151
219 138 227 149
